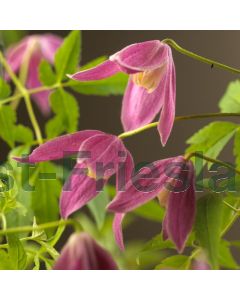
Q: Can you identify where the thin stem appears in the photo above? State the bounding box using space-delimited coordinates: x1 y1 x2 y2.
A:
118 112 240 139
0 51 43 145
163 38 240 75
0 219 79 236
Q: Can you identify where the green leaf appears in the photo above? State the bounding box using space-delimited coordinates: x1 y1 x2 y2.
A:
234 128 240 169
221 194 240 232
55 30 81 81
69 56 128 96
133 200 165 222
142 234 175 252
87 188 109 229
7 234 27 270
31 162 61 237
0 250 14 270
155 255 189 270
219 80 240 113
39 60 56 86
14 125 34 143
194 193 223 269
219 240 238 269
0 105 16 147
0 78 11 99
46 89 79 138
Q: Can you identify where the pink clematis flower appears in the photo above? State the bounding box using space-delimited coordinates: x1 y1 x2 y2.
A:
69 40 176 146
14 130 134 219
53 232 118 270
108 156 196 252
6 34 62 115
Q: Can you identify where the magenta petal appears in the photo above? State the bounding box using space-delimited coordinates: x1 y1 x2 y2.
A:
40 34 62 63
78 133 127 178
108 158 173 213
69 60 120 81
14 130 101 163
121 78 165 131
53 233 118 270
158 54 176 146
164 161 196 252
31 90 51 116
110 40 169 72
60 163 100 218
113 213 125 251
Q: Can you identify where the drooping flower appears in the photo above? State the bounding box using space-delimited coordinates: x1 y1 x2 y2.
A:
14 130 134 219
6 34 62 115
108 156 196 252
69 40 176 146
53 232 118 270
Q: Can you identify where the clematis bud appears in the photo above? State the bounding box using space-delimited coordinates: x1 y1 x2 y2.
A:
53 233 118 270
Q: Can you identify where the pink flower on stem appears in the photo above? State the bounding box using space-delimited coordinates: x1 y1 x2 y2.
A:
53 232 118 270
69 40 176 146
6 34 62 115
14 130 134 219
108 156 196 252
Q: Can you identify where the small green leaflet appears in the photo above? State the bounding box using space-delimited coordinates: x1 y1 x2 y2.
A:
133 200 165 222
0 105 33 147
39 60 56 86
218 240 238 269
155 255 189 270
31 162 61 237
87 188 109 230
46 89 79 138
0 78 11 99
219 79 240 113
7 234 27 270
194 193 223 269
142 233 175 252
55 30 81 81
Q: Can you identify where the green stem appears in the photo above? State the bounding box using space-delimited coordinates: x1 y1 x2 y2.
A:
0 51 43 145
118 112 240 139
0 219 79 236
163 38 240 75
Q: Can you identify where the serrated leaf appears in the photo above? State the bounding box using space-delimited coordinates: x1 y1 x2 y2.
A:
142 234 175 252
7 234 27 270
155 255 189 270
55 30 81 81
31 162 61 237
14 125 34 143
0 105 16 147
0 78 11 99
87 188 109 229
39 60 56 86
221 194 240 233
219 80 240 113
46 89 79 138
134 200 164 222
195 193 223 269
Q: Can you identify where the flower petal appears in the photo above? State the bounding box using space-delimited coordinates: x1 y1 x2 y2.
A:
113 213 125 251
121 78 165 131
14 130 101 163
60 163 100 218
39 34 62 63
158 51 176 146
69 60 120 81
110 40 169 73
164 160 196 252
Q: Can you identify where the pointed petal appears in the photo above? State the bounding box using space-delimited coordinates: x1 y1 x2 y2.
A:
5 37 29 79
108 158 173 213
121 78 165 131
60 163 100 218
54 233 118 270
110 40 169 72
69 60 120 81
39 34 62 63
162 217 169 240
31 90 51 116
113 213 125 251
116 150 134 191
14 130 101 163
158 51 176 146
78 133 127 178
164 160 196 252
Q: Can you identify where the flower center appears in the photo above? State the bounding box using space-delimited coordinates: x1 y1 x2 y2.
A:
132 64 167 93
